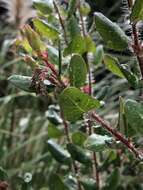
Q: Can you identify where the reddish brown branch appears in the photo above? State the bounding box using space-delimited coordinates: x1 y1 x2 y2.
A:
91 112 141 160
127 0 133 9
131 24 143 79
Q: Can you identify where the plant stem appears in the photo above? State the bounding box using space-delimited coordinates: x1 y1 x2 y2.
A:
126 0 143 79
93 152 100 187
127 0 133 9
58 40 62 77
79 5 100 184
53 0 68 45
60 112 83 190
61 112 71 143
132 24 143 79
87 119 100 189
78 1 86 37
91 112 141 159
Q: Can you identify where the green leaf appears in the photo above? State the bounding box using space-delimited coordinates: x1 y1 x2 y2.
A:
103 55 125 78
67 16 80 38
8 75 34 92
93 45 104 65
64 35 86 56
94 12 130 50
72 131 87 146
33 19 59 40
84 134 113 152
16 38 33 54
23 25 46 52
0 167 8 180
46 108 62 125
49 174 69 190
119 64 138 88
80 178 97 190
68 0 77 17
48 123 63 138
47 140 71 164
67 143 91 165
131 0 143 22
59 87 101 122
48 45 59 65
104 168 120 190
33 0 53 14
79 1 91 16
69 54 87 87
124 99 143 134
85 36 96 53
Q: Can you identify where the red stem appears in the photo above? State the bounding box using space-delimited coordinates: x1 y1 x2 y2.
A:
91 112 141 159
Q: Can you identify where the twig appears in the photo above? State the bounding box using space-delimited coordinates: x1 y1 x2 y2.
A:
127 0 133 9
86 119 100 189
126 0 143 79
58 40 62 77
53 0 68 45
91 112 141 160
131 24 143 79
79 1 100 185
79 5 100 184
78 1 86 37
60 113 83 190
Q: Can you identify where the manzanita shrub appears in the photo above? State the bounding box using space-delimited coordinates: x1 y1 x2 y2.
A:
1 0 143 189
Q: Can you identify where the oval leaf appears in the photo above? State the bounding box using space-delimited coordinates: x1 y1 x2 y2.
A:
59 87 100 122
84 134 113 152
8 75 34 92
47 140 71 165
94 12 130 51
49 173 69 190
33 19 59 40
131 0 143 22
103 55 125 78
67 143 91 165
69 55 87 87
124 99 143 134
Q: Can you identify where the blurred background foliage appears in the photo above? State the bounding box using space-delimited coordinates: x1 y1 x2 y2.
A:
0 0 143 189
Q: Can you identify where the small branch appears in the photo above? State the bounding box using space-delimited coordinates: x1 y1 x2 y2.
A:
58 40 62 77
78 1 86 37
61 112 71 143
80 8 100 184
91 112 141 160
93 152 100 188
53 0 68 45
60 112 83 190
126 0 143 79
127 0 133 9
80 8 99 183
78 1 92 95
131 24 143 79
86 119 100 189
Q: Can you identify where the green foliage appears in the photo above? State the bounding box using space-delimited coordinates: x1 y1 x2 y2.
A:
69 54 87 87
84 134 113 152
33 19 59 40
124 99 143 133
94 12 130 50
67 143 92 165
47 139 71 165
59 87 100 121
1 0 143 189
8 75 34 92
103 55 125 78
130 0 143 22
